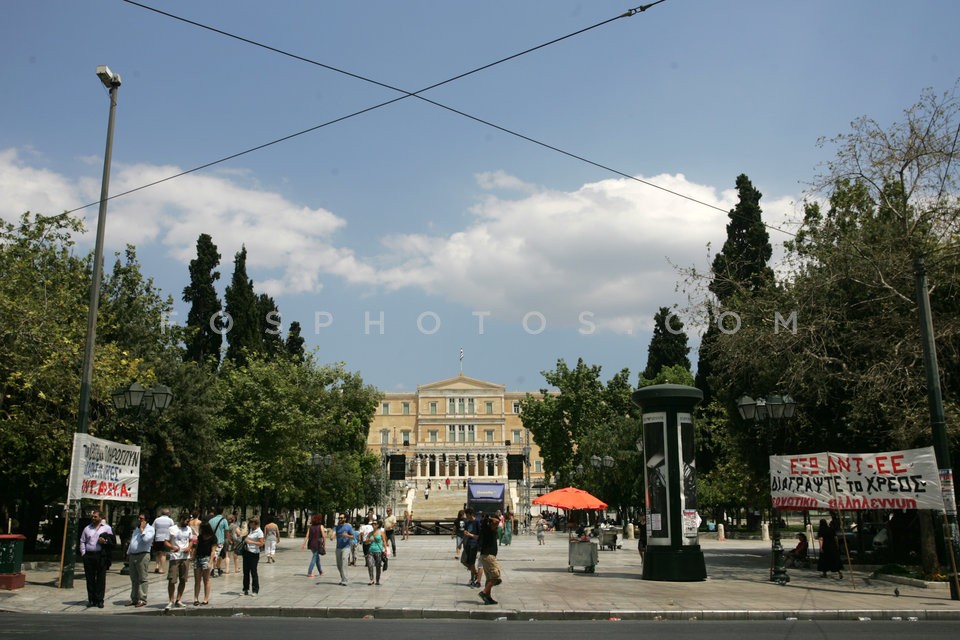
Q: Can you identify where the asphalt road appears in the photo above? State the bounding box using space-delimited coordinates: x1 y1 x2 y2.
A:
0 613 955 639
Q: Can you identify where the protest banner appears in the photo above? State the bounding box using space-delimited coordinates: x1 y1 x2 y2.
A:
66 432 141 502
769 446 944 511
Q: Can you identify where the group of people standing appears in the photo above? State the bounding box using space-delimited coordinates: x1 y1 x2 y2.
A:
78 507 282 609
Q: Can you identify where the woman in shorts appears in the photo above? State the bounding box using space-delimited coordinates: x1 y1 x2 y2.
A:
192 522 216 605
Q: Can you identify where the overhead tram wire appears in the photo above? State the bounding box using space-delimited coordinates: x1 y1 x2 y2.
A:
69 1 794 238
61 1 654 217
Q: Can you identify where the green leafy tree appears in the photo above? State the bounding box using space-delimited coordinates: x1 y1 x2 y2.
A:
217 356 380 515
702 84 960 574
182 233 223 369
223 246 260 366
521 359 643 514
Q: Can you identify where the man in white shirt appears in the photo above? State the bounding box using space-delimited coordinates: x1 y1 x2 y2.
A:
151 508 174 574
355 519 374 567
163 513 193 609
125 512 154 607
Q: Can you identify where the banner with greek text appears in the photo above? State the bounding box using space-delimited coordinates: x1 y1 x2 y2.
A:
769 447 944 511
67 433 141 502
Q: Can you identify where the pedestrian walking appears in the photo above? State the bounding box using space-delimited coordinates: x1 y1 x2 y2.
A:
151 508 174 574
460 508 482 587
192 521 216 606
402 510 412 540
301 514 326 578
263 517 280 563
478 512 502 605
366 521 385 585
383 507 398 558
334 513 356 585
79 509 114 608
164 513 193 610
242 517 265 596
535 514 550 545
125 512 153 608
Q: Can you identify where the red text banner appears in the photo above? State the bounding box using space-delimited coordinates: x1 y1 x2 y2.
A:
67 433 141 502
769 447 944 511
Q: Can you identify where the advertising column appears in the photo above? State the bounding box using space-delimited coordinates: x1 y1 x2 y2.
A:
632 384 706 581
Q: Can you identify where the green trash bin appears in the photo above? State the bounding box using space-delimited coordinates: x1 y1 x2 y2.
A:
0 534 26 590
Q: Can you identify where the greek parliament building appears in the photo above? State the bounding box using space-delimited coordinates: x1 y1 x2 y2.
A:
366 374 547 488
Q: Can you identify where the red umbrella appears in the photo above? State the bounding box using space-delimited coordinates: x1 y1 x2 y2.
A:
532 486 607 511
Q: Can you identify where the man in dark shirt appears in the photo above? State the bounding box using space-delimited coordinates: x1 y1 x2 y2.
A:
477 512 502 605
460 509 482 587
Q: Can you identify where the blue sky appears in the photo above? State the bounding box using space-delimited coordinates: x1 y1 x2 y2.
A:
2 1 958 392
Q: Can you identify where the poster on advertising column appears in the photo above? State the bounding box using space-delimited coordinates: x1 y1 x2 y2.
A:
66 432 141 502
769 446 944 511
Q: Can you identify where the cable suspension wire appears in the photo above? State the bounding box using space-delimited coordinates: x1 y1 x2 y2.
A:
65 1 794 238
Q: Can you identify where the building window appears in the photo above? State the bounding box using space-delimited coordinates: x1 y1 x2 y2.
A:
380 430 389 445
447 424 475 443
430 402 438 415
402 431 410 445
512 430 522 444
382 402 390 415
513 401 521 414
429 430 438 443
485 401 494 414
535 460 542 473
485 430 494 443
402 402 410 415
447 397 476 415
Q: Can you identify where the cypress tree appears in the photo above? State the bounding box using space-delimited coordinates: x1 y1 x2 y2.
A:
223 245 260 366
643 306 691 380
182 234 223 368
285 321 305 362
257 292 284 359
697 174 774 402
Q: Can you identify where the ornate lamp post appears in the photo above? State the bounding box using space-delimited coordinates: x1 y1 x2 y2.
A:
738 393 796 585
110 382 173 576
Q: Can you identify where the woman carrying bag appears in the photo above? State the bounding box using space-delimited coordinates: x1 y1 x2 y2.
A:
301 514 327 578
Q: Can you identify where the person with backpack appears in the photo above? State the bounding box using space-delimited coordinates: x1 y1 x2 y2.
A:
301 514 327 578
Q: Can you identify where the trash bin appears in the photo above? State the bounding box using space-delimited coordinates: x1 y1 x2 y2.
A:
568 538 598 573
0 534 27 590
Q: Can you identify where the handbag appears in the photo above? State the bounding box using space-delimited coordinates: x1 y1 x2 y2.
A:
318 535 326 555
233 536 246 555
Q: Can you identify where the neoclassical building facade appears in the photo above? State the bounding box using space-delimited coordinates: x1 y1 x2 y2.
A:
367 374 546 486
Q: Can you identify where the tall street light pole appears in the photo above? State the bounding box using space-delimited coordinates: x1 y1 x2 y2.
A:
915 258 960 600
738 393 795 585
60 65 121 590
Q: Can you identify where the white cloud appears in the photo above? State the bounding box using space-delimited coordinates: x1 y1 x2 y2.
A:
367 172 800 334
0 149 801 334
0 149 356 296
